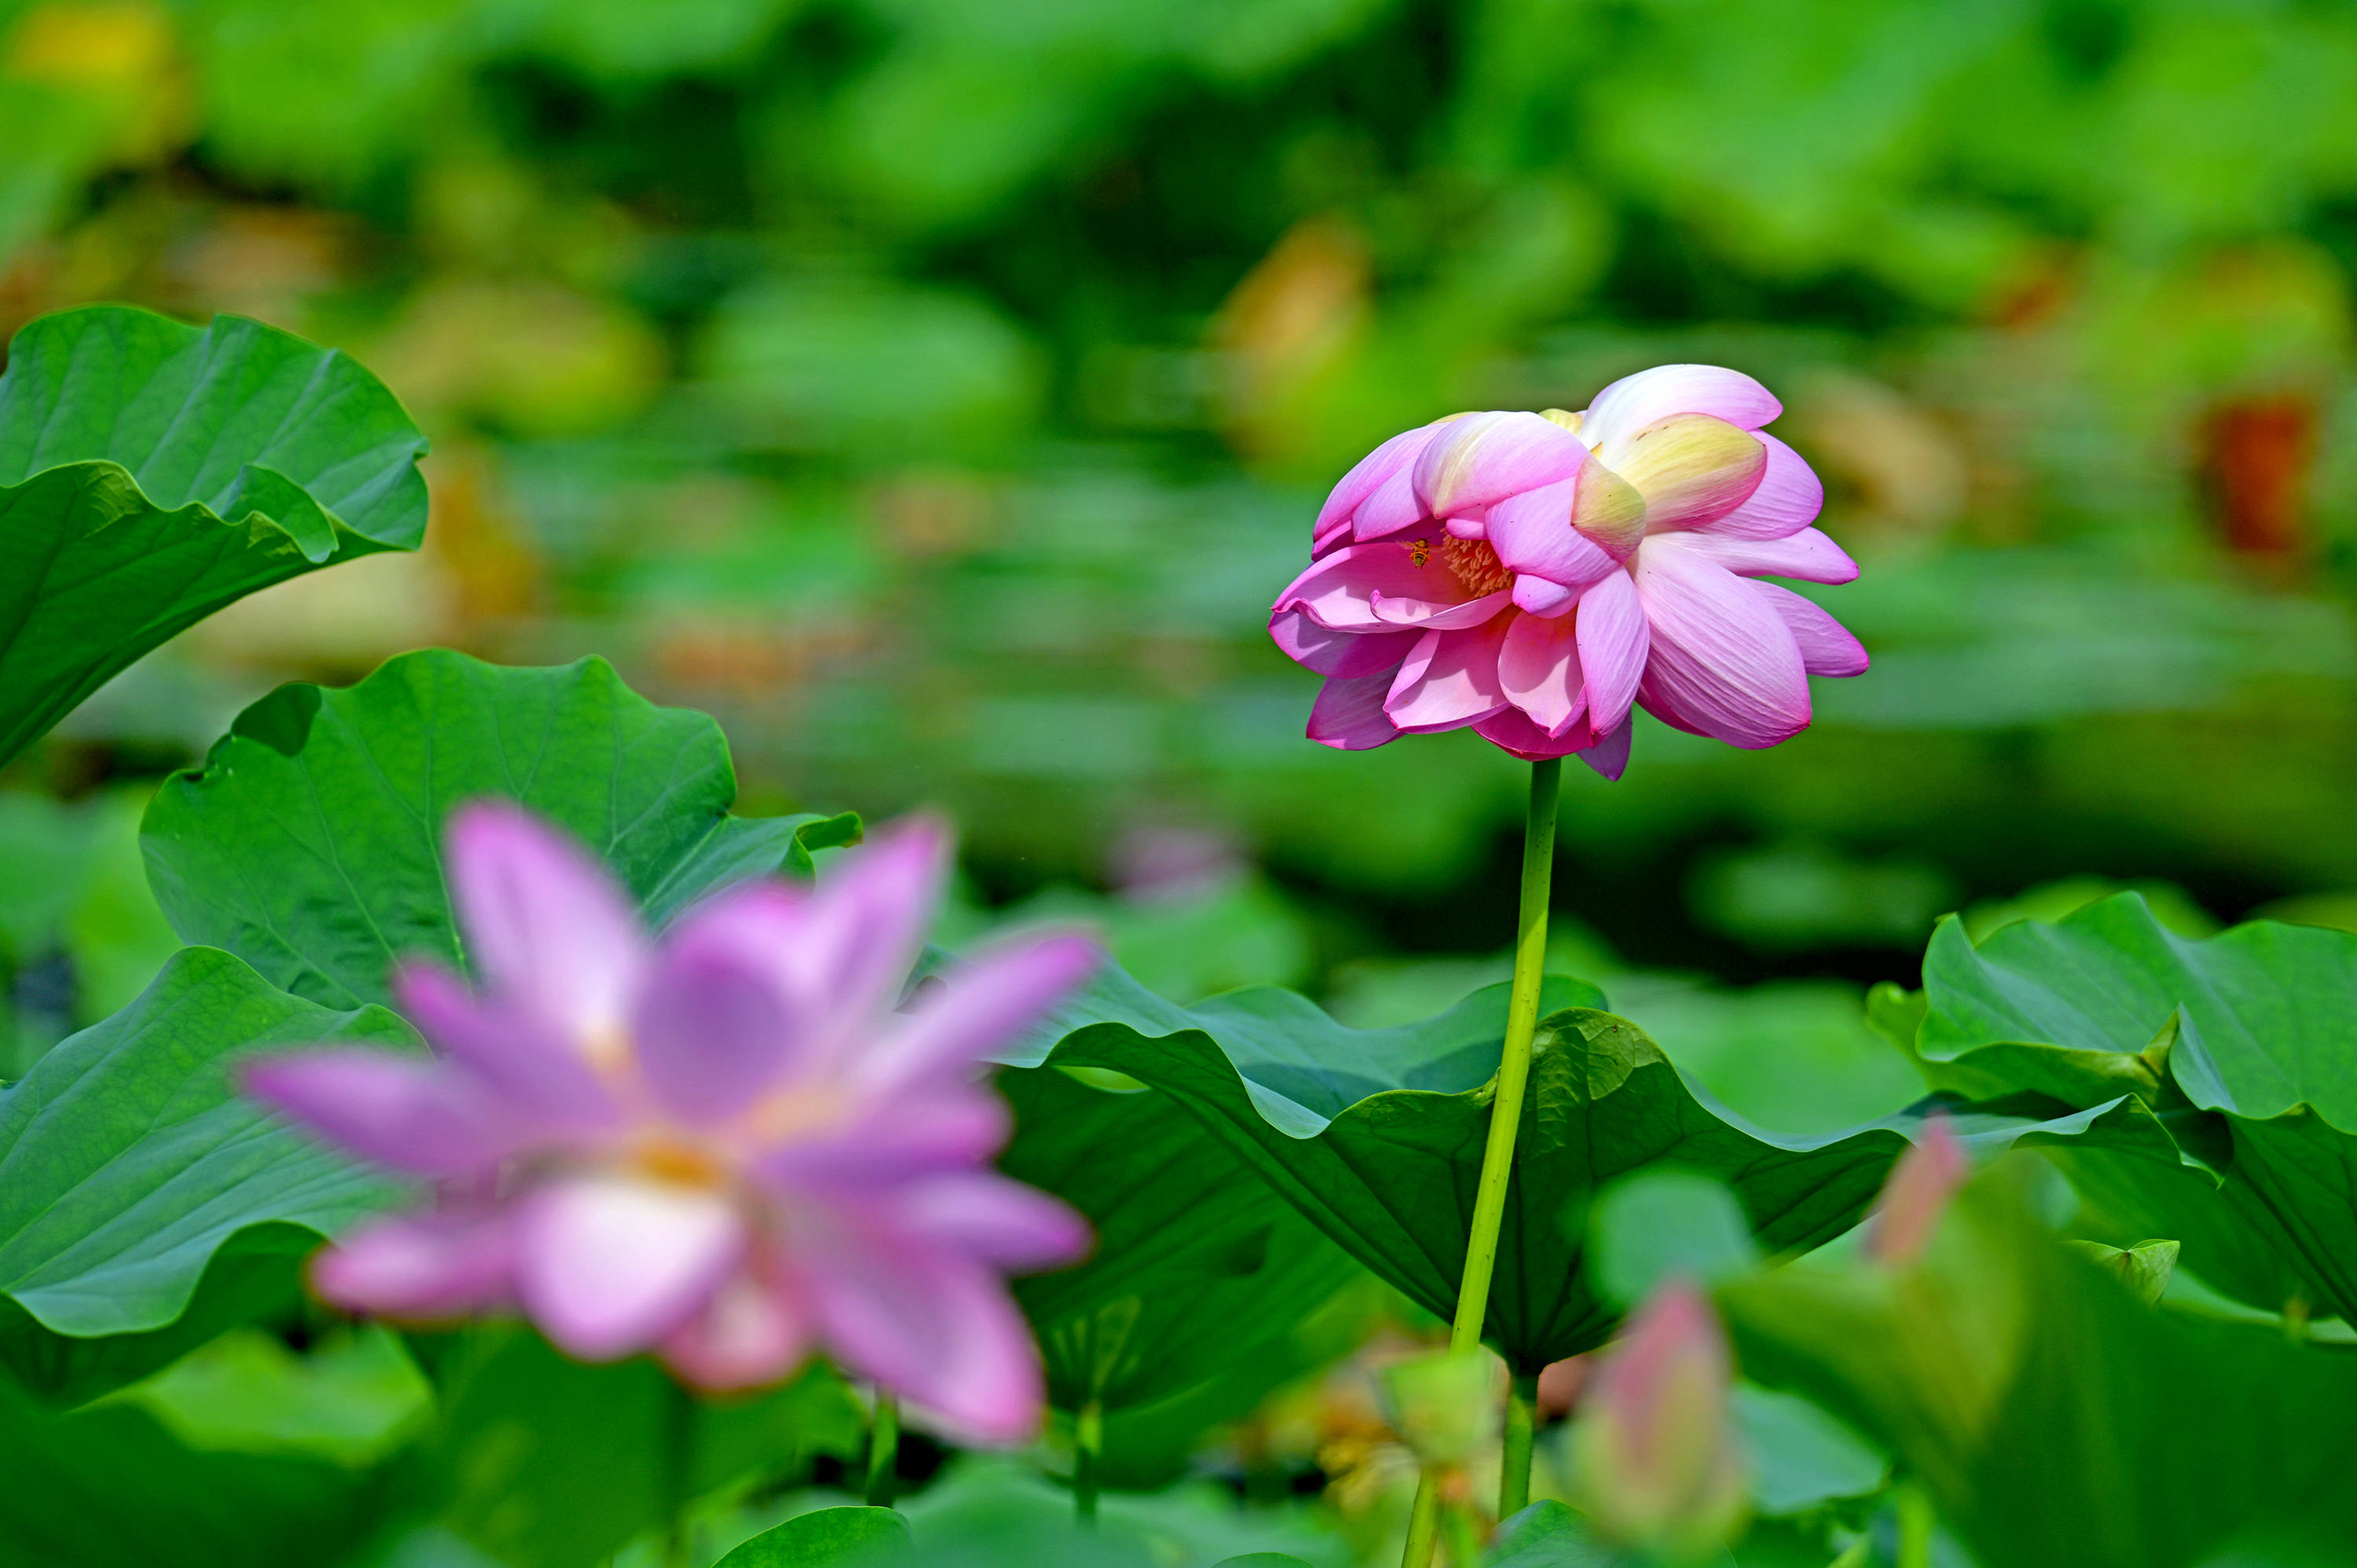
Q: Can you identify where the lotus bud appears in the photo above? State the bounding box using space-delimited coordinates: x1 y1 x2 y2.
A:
1377 1347 1500 1469
1864 1114 1967 1267
1569 1282 1747 1561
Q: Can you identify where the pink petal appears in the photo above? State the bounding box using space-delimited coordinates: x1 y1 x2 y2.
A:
312 1210 513 1320
1274 541 1473 633
1384 622 1513 733
800 1212 1048 1444
787 819 950 1053
1487 476 1620 588
1474 705 1595 760
1269 610 1419 678
632 925 798 1126
758 1090 1010 1188
1631 537 1812 749
894 1174 1091 1272
1579 717 1633 781
1751 582 1869 677
1413 411 1589 520
660 1262 813 1391
1350 463 1433 544
445 802 647 1045
1673 526 1859 584
515 1176 746 1360
1318 419 1453 551
1307 672 1402 750
1498 610 1588 737
1578 365 1781 456
863 933 1100 1097
244 1050 515 1177
1575 570 1650 738
1695 433 1823 541
393 962 616 1130
1369 588 1512 630
1514 576 1577 617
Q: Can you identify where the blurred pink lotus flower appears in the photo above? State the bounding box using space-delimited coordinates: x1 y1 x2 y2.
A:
1569 1281 1747 1560
1269 365 1867 778
245 804 1096 1442
1864 1112 1967 1266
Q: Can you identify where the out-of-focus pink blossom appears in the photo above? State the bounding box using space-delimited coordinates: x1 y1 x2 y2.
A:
1269 366 1868 778
1569 1282 1747 1559
245 804 1096 1442
1864 1113 1968 1267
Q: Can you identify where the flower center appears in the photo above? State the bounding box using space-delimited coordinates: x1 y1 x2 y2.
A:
631 1135 730 1189
1439 533 1513 597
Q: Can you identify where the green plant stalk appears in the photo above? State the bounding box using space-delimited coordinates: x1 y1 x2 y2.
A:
866 1393 900 1508
1499 1372 1538 1519
1401 758 1563 1568
1075 1398 1105 1524
1896 1482 1935 1568
662 1378 698 1568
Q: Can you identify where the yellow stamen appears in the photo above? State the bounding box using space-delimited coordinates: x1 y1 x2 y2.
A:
632 1137 729 1189
1441 534 1515 598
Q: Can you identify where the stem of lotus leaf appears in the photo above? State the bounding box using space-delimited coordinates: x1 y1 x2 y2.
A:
1074 1398 1104 1524
661 1377 697 1568
1498 1372 1538 1519
1896 1482 1935 1568
865 1391 900 1508
1401 758 1562 1568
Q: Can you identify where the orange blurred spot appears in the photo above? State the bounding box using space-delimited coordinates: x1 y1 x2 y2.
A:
2199 394 2317 562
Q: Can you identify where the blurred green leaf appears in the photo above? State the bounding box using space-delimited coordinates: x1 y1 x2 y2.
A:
1589 1171 1761 1308
0 306 429 767
1017 971 2154 1371
110 1322 432 1467
420 1328 865 1568
0 947 406 1392
1719 1177 2357 1568
695 276 1044 458
0 1368 375 1567
1730 1383 1885 1517
143 649 858 1011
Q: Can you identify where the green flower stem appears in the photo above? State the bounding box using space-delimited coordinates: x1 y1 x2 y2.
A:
1402 757 1563 1568
662 1378 698 1568
1499 1371 1538 1519
865 1392 900 1508
1075 1398 1105 1524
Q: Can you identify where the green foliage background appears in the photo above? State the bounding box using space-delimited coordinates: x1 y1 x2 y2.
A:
7 0 2357 990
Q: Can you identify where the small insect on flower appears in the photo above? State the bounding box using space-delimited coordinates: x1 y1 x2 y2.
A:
244 803 1098 1443
1268 366 1868 778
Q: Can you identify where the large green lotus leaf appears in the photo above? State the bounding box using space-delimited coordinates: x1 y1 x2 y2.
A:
1910 893 2357 1315
0 946 410 1398
1017 969 2156 1373
142 649 860 1011
999 1057 1364 1424
0 306 430 767
0 1368 375 1568
1719 1178 2357 1568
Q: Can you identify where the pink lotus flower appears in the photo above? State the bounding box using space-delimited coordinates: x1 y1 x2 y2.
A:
1269 365 1868 778
244 804 1097 1442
